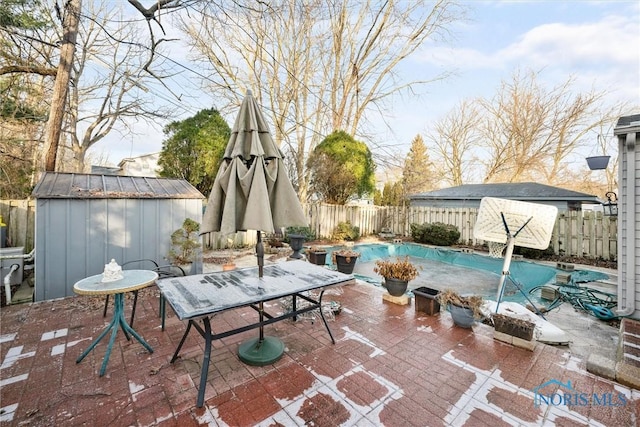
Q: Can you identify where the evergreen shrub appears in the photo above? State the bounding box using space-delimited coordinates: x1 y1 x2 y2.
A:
410 222 460 246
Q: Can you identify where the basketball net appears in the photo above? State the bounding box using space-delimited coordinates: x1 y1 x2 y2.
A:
488 241 506 258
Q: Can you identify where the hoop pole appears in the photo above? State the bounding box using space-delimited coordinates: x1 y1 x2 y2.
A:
495 235 516 312
513 217 533 238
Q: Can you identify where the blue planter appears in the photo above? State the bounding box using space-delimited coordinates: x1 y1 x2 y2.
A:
448 304 475 328
586 156 610 170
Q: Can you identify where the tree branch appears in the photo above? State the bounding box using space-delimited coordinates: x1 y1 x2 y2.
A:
0 65 57 76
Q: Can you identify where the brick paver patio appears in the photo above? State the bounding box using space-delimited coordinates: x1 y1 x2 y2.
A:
1 280 638 426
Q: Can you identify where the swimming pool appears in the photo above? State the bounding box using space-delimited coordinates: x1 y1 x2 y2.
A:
321 243 609 304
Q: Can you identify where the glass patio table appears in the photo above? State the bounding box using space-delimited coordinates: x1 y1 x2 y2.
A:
73 269 158 376
157 259 354 408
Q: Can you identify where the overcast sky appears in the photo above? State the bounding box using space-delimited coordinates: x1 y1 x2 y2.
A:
90 0 640 169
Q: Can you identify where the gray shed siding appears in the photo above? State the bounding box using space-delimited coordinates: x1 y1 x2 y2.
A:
33 173 203 301
615 114 640 320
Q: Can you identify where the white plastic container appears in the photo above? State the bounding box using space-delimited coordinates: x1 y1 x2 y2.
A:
1 247 25 286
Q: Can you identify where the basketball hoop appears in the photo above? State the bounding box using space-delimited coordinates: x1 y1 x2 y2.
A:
474 197 558 315
488 241 506 258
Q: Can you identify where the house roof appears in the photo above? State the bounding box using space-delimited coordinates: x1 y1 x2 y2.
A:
614 114 640 134
32 172 204 199
117 152 161 168
409 182 599 203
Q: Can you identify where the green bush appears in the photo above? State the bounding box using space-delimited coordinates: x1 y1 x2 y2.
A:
514 246 555 259
410 222 460 246
284 226 316 243
168 218 201 264
331 221 360 241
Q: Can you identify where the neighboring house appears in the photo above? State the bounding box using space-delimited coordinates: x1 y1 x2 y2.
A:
91 152 161 177
409 182 600 211
614 113 640 320
118 152 160 177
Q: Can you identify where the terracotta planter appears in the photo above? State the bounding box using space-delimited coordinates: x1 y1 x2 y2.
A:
307 251 327 265
384 278 409 297
222 263 236 271
448 304 475 328
335 254 357 274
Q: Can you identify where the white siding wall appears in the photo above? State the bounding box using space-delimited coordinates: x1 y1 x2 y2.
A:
617 127 640 320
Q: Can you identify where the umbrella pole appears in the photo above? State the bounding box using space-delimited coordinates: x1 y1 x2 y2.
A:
237 229 284 366
257 230 264 340
257 230 264 278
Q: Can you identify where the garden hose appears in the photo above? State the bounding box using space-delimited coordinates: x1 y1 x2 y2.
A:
528 281 618 320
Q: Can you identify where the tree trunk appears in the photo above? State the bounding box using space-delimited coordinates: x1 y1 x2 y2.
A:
43 0 81 171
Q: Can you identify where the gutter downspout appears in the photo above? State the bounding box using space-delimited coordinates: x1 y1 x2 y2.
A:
617 131 636 317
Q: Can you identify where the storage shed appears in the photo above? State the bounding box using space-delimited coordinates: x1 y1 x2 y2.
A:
32 172 204 301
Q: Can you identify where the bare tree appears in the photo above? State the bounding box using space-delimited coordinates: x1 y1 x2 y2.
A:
427 100 481 186
179 0 462 199
427 68 630 194
60 1 175 172
2 0 185 177
479 70 612 185
42 0 81 171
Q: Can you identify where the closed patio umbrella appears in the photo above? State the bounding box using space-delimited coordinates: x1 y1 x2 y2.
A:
201 90 307 365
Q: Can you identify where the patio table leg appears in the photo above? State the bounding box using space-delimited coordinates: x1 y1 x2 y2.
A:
170 319 193 363
196 317 212 408
76 313 118 365
317 290 335 344
160 294 166 331
76 293 153 376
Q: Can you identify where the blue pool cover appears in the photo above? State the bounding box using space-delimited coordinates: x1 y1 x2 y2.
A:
322 243 609 300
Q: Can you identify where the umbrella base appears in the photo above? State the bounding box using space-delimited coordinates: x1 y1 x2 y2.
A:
237 336 285 366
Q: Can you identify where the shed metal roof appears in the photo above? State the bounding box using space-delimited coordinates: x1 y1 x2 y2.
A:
32 172 204 199
409 182 599 202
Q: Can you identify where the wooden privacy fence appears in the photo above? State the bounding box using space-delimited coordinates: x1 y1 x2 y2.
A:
0 199 35 252
1 200 618 261
307 204 618 261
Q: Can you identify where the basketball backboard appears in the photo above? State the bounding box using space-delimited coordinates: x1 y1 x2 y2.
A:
473 197 557 250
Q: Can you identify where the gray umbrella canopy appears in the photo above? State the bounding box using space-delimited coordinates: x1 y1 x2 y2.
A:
201 91 308 365
201 90 307 235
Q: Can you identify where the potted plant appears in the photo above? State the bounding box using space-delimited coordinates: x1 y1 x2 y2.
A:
306 246 328 265
492 313 535 341
373 256 419 297
167 218 201 270
331 248 360 274
436 289 484 328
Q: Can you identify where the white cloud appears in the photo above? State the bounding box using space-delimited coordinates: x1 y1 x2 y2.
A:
414 8 639 109
500 14 639 68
